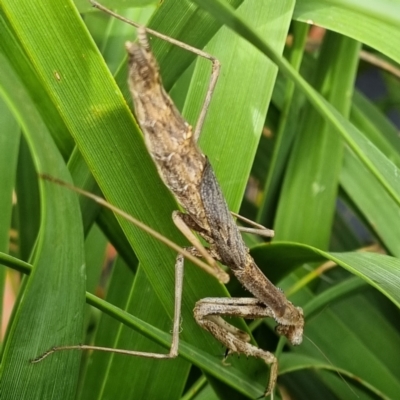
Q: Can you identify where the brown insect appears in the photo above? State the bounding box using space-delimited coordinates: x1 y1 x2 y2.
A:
34 1 304 396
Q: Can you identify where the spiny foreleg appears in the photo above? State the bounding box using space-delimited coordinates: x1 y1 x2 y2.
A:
194 297 278 397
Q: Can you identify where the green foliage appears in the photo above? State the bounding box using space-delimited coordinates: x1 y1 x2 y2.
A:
0 0 399 399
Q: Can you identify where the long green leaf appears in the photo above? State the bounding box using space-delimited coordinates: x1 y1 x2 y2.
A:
275 33 359 248
0 97 19 327
0 56 85 399
253 243 400 306
294 0 400 64
193 0 400 209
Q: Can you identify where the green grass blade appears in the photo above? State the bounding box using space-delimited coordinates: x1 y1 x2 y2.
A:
275 33 359 248
193 0 400 208
341 151 400 257
0 56 85 399
279 353 392 400
252 242 400 306
0 97 20 328
257 21 309 226
294 0 400 64
183 0 294 209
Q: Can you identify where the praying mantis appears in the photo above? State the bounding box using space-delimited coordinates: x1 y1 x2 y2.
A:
31 0 303 397
5 2 396 398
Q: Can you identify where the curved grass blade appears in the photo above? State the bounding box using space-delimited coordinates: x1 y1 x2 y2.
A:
294 0 400 64
0 56 85 399
252 242 400 306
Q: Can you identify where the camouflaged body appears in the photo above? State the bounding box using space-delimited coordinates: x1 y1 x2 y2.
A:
126 29 303 346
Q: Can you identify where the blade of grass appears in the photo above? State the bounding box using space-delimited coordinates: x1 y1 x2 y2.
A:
0 55 85 399
341 151 400 257
274 33 359 248
193 0 400 208
279 353 391 400
0 97 20 329
294 0 400 64
252 242 400 306
183 0 295 209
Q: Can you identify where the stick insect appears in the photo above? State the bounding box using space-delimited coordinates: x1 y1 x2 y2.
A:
34 1 304 396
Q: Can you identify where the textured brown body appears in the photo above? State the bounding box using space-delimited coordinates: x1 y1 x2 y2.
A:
126 27 303 359
126 35 209 232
